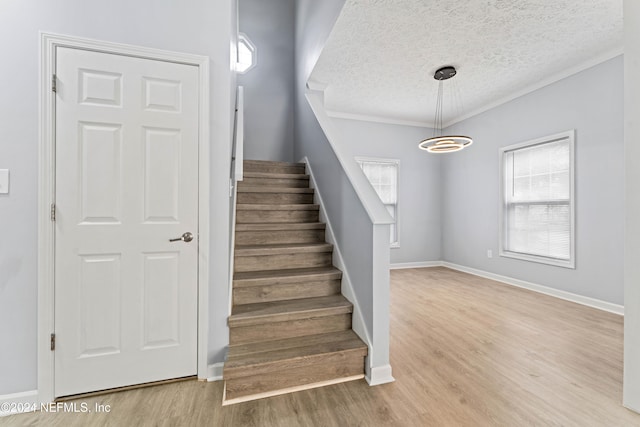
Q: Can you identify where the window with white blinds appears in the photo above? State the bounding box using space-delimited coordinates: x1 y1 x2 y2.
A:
356 158 399 247
500 131 575 268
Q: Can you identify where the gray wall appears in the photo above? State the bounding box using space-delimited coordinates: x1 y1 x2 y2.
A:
294 0 382 335
0 0 236 395
296 0 395 378
442 55 624 305
331 118 441 264
624 0 640 411
238 0 295 162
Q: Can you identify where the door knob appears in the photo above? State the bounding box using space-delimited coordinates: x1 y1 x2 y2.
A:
170 232 194 243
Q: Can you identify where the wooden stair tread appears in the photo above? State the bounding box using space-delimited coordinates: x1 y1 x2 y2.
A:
229 295 352 326
235 243 332 256
233 266 342 287
237 186 314 194
244 160 305 167
242 172 309 180
225 332 367 376
236 204 319 211
235 222 325 231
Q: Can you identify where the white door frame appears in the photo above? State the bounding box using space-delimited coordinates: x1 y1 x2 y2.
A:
38 32 210 404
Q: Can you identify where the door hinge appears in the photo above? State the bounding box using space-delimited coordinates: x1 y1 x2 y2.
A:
50 203 56 222
52 74 57 93
50 333 55 351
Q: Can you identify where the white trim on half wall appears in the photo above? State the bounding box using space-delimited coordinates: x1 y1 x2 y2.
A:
207 363 225 382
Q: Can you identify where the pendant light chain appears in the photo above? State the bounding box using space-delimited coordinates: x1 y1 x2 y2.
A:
452 76 465 121
432 80 444 138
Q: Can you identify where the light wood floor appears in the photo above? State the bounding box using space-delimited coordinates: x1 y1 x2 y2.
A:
6 267 639 426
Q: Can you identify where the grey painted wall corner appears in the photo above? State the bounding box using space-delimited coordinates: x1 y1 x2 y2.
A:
238 0 296 162
442 55 624 305
331 118 441 264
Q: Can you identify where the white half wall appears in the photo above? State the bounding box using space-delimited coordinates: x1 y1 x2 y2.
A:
295 0 394 385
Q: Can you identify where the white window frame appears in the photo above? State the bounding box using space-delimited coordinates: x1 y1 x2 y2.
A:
236 33 256 74
356 157 400 248
498 130 576 269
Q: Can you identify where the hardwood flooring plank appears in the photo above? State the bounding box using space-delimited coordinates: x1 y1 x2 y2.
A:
6 267 640 426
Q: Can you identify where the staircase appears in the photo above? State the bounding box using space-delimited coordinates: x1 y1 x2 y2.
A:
223 160 368 404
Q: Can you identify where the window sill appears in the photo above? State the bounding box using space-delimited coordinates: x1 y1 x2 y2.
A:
500 250 575 269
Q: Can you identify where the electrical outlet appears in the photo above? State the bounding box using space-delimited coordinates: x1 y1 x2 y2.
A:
0 169 8 194
487 249 493 258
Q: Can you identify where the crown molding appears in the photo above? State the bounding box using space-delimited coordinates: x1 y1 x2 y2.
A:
326 110 432 128
442 47 624 128
322 48 623 129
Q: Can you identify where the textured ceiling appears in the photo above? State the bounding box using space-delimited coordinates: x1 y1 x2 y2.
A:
310 0 623 127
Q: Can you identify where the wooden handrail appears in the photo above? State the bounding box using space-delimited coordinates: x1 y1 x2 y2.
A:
232 86 244 183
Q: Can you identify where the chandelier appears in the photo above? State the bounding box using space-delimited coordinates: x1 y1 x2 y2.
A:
418 66 473 153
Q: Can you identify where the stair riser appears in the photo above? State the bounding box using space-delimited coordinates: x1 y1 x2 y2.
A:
226 330 358 359
237 192 314 204
244 163 305 175
235 252 332 273
229 313 352 345
236 210 319 224
225 348 366 379
224 354 365 401
233 270 342 288
233 268 342 288
235 229 325 245
239 178 310 188
233 279 341 305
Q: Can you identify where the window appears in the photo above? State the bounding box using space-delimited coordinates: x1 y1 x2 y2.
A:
500 130 575 268
356 158 400 248
236 33 256 74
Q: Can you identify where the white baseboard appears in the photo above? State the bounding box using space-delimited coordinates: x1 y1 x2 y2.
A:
207 362 224 382
624 402 640 415
390 261 442 270
441 262 624 316
365 364 395 386
0 390 39 417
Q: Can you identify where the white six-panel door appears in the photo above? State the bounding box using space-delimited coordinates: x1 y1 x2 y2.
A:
54 47 199 397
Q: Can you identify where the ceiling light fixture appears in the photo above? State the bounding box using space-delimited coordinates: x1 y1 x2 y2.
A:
418 66 473 154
